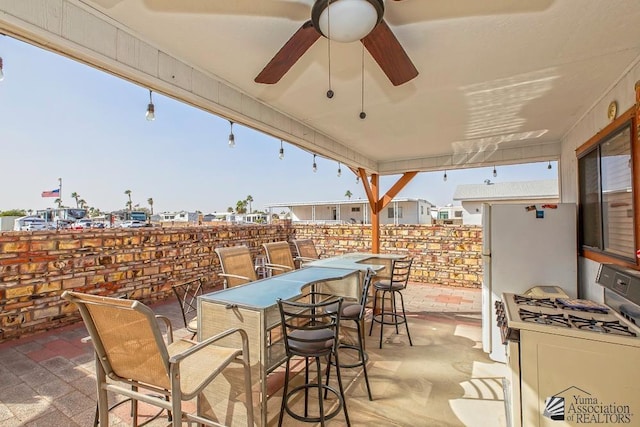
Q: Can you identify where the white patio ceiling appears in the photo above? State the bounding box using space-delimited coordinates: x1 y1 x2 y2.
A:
2 0 640 176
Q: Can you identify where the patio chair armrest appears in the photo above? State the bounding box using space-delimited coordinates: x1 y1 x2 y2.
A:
169 327 249 364
295 256 318 263
155 315 174 344
219 273 252 282
265 263 293 272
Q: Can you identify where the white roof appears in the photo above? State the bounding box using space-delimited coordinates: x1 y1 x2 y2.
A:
452 180 559 202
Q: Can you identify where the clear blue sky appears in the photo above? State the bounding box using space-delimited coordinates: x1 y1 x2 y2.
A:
0 36 557 214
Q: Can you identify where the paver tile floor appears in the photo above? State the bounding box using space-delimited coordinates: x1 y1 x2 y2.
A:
0 283 506 426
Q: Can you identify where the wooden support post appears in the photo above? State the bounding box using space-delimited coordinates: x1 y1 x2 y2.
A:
357 168 418 254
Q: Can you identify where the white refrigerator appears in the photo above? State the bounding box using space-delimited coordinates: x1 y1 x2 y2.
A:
481 203 578 363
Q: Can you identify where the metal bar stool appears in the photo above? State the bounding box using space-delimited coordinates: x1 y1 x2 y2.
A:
324 268 375 400
369 258 414 348
277 296 350 427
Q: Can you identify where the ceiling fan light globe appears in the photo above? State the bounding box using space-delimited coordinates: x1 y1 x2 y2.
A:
314 0 383 43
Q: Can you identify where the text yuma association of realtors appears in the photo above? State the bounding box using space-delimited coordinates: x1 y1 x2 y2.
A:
566 395 632 424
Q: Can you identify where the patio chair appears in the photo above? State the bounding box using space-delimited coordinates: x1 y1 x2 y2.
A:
215 245 259 288
277 296 350 426
292 239 322 267
171 278 203 339
62 291 254 427
325 268 375 400
368 257 414 348
262 241 296 276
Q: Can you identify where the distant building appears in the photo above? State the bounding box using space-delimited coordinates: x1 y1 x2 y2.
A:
265 198 434 225
201 212 268 224
159 211 199 224
0 216 20 231
453 179 559 224
431 205 464 225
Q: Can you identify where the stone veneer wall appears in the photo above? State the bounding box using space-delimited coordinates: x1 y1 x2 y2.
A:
291 224 482 287
0 223 481 342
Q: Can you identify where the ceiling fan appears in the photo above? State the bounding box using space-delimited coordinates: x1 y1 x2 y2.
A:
254 0 418 86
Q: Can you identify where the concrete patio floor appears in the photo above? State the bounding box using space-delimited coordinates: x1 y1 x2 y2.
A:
0 283 507 426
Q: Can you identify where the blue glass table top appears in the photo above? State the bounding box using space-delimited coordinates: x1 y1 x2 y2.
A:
201 266 358 309
304 252 406 270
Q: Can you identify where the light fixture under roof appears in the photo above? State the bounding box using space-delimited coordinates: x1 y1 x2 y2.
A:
312 0 384 43
337 163 342 177
443 170 448 182
279 140 285 160
145 90 155 121
228 121 235 148
0 57 4 82
493 166 497 178
312 154 317 173
547 161 552 170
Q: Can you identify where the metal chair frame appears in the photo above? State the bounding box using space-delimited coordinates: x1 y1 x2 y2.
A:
292 239 322 266
277 296 350 426
215 245 259 288
63 291 254 427
262 241 296 275
171 278 203 339
368 258 414 348
325 268 375 400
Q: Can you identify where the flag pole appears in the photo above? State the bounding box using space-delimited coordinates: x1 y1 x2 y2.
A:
58 177 62 206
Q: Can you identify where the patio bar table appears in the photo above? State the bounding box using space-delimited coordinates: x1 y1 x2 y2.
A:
197 266 361 427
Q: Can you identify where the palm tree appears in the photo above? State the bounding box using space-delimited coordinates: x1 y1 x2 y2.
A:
71 192 81 208
124 190 132 212
246 194 253 213
147 198 154 216
345 190 353 200
246 195 254 213
236 200 248 214
54 198 63 208
227 207 234 213
79 199 87 209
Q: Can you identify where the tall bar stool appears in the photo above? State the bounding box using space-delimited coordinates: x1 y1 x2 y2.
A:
277 297 350 427
369 258 414 348
324 268 375 400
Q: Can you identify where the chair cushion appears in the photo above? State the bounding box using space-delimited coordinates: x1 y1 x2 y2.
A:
288 328 335 355
341 304 362 319
325 301 362 320
373 279 405 291
187 317 198 332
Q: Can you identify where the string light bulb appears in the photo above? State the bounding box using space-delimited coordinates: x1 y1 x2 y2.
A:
0 57 4 82
337 163 342 177
145 90 155 121
492 166 497 178
228 121 235 148
356 175 360 184
547 161 552 170
279 140 285 160
443 170 448 182
312 154 317 173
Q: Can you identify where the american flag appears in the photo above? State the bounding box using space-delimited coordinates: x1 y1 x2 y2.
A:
41 188 60 198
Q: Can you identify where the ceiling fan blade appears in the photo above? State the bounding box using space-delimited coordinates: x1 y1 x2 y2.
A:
362 20 418 86
255 20 321 84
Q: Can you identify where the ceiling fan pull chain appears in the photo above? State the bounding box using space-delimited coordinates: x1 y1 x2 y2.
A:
326 2 334 99
360 44 366 119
